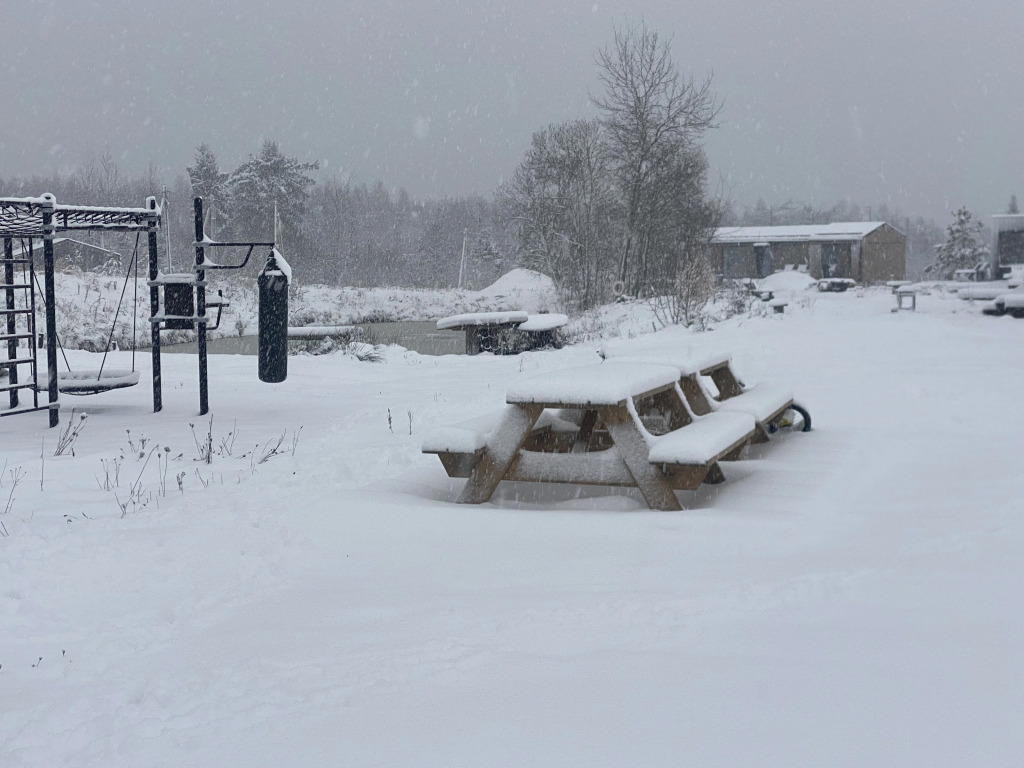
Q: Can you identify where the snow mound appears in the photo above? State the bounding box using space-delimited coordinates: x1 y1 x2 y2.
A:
758 270 817 291
474 269 558 312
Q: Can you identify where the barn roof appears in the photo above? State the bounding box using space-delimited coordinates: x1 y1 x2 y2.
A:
713 222 891 244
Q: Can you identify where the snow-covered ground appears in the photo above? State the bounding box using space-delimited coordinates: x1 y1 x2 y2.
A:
2 280 1023 766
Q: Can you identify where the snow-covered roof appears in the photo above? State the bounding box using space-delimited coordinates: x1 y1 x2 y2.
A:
713 222 890 244
992 214 1024 233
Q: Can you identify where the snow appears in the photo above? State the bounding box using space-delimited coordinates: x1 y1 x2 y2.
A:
601 337 729 375
269 248 292 285
2 282 1024 765
646 411 754 465
517 312 568 332
714 222 888 243
436 310 529 329
285 325 355 338
505 361 680 406
1000 293 1024 309
474 268 558 312
714 382 794 422
758 270 817 292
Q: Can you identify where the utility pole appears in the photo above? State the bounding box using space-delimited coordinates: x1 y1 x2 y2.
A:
457 230 467 289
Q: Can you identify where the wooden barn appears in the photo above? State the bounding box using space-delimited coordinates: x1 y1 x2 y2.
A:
992 214 1024 275
710 222 906 283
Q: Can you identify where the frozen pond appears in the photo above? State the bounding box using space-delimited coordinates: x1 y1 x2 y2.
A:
161 320 463 356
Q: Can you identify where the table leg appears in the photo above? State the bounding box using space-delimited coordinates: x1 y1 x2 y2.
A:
600 406 682 511
458 404 543 504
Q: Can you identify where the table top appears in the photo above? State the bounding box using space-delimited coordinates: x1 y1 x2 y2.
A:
505 361 680 407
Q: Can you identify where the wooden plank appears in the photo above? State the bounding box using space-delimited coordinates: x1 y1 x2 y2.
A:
708 365 745 399
600 405 682 511
457 403 542 504
678 374 714 416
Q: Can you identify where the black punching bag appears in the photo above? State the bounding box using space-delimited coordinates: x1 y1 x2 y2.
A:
258 250 289 383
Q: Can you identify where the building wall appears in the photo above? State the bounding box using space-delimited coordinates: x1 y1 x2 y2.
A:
860 224 907 282
997 230 1024 265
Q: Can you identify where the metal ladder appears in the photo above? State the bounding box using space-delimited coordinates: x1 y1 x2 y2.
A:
1 240 43 418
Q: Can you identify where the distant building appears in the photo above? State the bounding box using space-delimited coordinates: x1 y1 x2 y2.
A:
710 222 906 283
992 214 1024 275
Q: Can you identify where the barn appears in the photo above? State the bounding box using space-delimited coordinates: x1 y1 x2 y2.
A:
992 214 1024 275
710 222 906 283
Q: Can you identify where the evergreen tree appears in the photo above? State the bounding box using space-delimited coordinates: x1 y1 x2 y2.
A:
929 207 989 279
186 144 228 202
228 140 318 243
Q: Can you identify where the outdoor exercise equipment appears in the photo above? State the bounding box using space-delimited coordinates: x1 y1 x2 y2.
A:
258 251 289 383
1 193 291 427
2 194 159 426
32 232 143 395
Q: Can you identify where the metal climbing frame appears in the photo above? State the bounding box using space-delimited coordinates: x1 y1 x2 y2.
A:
0 194 161 427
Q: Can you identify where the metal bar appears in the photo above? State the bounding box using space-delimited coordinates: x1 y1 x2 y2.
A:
194 197 208 415
0 404 52 419
42 202 59 428
192 241 275 248
0 380 38 394
27 238 39 412
148 196 161 413
4 237 17 409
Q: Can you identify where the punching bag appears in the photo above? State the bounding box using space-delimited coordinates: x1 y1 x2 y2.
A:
258 250 290 383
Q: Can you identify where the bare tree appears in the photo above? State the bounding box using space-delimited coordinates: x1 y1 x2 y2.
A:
498 119 617 308
592 21 720 296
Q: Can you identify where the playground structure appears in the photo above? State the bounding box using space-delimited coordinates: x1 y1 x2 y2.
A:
1 193 288 427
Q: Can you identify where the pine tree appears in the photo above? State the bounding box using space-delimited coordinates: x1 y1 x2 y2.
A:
930 207 989 279
186 143 228 204
228 140 318 242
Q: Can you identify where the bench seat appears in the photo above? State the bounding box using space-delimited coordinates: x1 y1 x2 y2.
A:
647 411 754 466
713 382 793 424
422 406 578 455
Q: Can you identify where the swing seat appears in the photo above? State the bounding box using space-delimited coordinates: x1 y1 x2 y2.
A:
37 369 141 395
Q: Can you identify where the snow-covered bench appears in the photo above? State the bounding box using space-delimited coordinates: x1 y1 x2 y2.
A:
435 311 567 355
421 407 580 478
423 361 757 510
600 344 809 442
983 292 1024 318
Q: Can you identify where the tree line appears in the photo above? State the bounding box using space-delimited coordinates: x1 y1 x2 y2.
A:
3 20 1001 305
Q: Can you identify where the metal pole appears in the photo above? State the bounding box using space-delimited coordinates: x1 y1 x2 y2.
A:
4 238 17 409
458 230 466 289
194 196 208 415
147 196 162 412
162 187 172 272
41 195 59 428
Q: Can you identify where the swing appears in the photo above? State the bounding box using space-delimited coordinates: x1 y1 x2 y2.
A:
36 233 143 395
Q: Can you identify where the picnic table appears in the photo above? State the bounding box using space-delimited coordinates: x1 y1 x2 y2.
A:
436 311 568 355
423 362 758 510
601 344 804 443
817 278 857 292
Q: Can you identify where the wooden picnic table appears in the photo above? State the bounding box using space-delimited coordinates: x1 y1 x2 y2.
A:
600 342 805 441
423 361 755 511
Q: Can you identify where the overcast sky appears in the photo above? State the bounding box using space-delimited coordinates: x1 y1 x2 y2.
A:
2 0 1022 222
